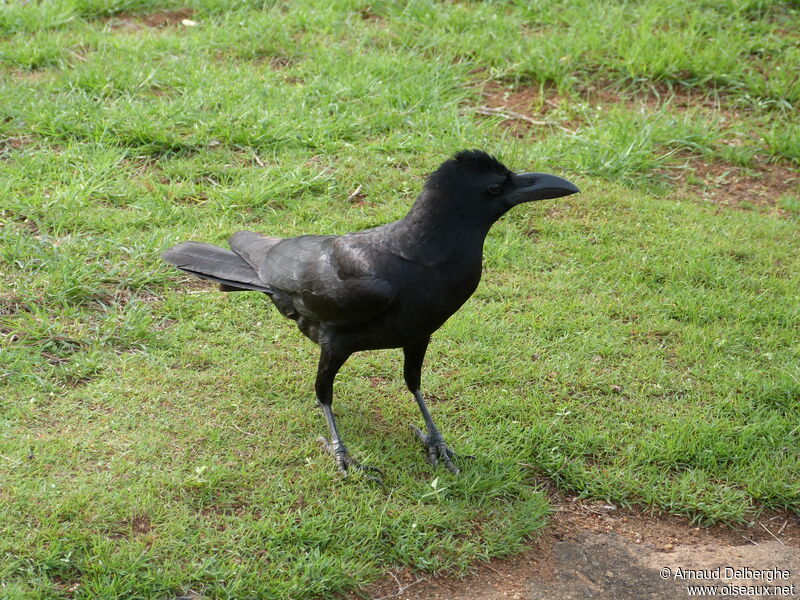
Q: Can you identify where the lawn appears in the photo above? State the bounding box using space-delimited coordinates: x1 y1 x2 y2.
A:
1 0 799 598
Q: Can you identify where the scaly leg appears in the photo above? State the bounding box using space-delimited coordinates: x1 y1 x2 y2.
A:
315 346 383 484
404 338 461 474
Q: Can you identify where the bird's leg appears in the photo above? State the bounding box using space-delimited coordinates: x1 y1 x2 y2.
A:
404 338 461 474
315 347 383 484
410 391 460 475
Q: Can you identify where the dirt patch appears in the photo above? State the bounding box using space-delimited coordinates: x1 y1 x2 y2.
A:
265 55 295 70
108 515 153 539
0 294 29 317
259 55 304 85
679 158 799 213
579 80 733 115
347 184 370 206
131 515 152 535
475 80 799 213
106 8 195 30
475 82 572 137
481 82 560 116
348 490 799 600
1 136 36 157
474 80 739 137
359 7 385 22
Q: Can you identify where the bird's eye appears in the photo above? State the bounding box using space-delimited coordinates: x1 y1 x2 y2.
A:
487 183 502 195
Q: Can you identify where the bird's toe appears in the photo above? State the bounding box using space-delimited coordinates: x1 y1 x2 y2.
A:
410 425 427 444
437 444 459 474
317 436 384 485
410 425 461 474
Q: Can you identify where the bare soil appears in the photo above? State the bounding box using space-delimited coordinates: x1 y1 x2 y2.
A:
678 158 799 213
476 81 575 136
475 82 799 213
348 491 799 600
477 80 738 133
105 8 195 30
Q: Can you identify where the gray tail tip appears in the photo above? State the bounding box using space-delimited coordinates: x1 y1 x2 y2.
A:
161 244 188 266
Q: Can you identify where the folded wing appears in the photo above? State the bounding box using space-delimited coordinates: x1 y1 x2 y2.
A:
257 234 395 328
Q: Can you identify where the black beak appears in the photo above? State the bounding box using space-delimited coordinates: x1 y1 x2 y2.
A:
507 172 580 205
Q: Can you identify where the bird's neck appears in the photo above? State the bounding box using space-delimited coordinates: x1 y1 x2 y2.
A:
396 191 491 261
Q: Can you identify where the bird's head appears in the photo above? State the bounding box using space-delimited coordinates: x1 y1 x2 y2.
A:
421 150 580 225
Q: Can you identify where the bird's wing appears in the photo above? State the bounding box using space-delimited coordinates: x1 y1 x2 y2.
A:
258 234 395 328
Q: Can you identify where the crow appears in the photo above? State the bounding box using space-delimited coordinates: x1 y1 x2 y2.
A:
162 150 579 481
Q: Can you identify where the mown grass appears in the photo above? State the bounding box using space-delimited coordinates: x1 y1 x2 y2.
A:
1 0 799 598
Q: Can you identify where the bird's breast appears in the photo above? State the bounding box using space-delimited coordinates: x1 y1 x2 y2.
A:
388 253 483 332
325 237 485 351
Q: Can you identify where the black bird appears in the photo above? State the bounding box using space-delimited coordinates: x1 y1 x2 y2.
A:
162 150 579 479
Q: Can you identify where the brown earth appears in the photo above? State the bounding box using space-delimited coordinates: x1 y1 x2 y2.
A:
347 491 799 600
474 81 799 213
677 158 799 213
476 80 740 134
104 8 196 30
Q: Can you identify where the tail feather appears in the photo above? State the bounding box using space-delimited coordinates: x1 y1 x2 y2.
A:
162 241 272 292
229 230 281 270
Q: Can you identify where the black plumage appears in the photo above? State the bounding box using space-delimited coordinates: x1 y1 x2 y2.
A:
162 150 579 479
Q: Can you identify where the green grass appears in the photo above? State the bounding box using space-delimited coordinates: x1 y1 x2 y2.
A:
1 0 799 598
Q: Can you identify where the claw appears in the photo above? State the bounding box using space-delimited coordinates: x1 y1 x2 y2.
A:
317 437 385 486
409 425 461 474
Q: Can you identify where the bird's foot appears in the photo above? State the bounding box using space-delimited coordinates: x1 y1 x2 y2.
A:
317 437 384 486
410 425 463 474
